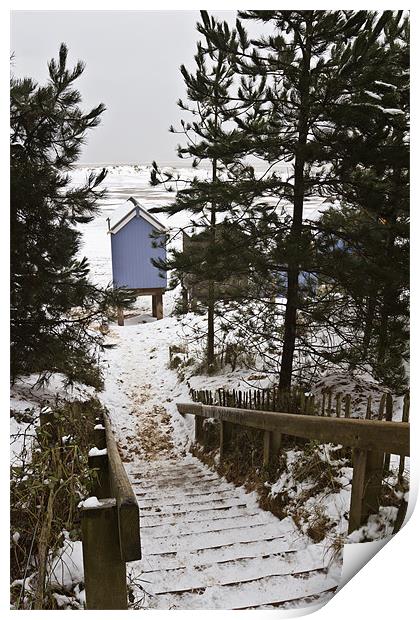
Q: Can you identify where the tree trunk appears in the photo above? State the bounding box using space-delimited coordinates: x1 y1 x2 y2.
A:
377 287 391 366
362 292 377 359
279 22 312 389
377 222 397 368
207 280 216 372
207 136 218 373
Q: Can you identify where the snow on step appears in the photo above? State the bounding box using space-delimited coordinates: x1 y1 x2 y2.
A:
134 482 235 499
140 506 261 527
141 512 272 536
137 489 243 509
143 522 291 555
132 538 312 573
141 497 249 517
141 569 338 610
126 456 340 609
133 544 329 594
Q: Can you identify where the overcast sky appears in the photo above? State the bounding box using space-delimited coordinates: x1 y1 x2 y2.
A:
10 10 244 165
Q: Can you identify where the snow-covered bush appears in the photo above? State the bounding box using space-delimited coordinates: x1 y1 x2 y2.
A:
10 398 106 609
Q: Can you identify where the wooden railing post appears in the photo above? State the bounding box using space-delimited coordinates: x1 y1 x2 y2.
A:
155 293 163 320
220 421 233 461
195 415 204 444
344 395 351 418
81 499 128 610
349 448 384 533
117 307 124 326
383 393 393 472
398 394 410 480
263 431 282 467
81 413 141 610
363 449 384 517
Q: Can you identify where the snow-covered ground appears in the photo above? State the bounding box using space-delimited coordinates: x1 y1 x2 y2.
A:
68 163 344 608
10 163 407 610
96 315 342 609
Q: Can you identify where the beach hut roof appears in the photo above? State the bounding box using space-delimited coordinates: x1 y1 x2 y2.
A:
108 197 166 234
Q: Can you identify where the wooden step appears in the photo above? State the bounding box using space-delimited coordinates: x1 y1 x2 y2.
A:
137 490 245 510
133 544 330 594
140 497 249 516
129 537 308 572
139 506 262 527
134 482 234 499
142 522 292 554
145 568 339 609
140 511 271 535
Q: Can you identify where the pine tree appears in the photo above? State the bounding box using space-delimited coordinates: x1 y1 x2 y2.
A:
316 14 409 389
11 44 133 387
150 12 255 372
204 10 394 387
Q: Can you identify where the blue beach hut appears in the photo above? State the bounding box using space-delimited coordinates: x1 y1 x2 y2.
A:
107 197 167 324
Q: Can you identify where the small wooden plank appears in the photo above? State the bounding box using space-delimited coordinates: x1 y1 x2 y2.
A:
130 287 166 296
327 390 332 417
308 395 315 416
344 395 351 418
348 448 384 533
365 396 372 420
378 394 386 420
263 430 282 467
335 394 342 418
363 449 384 518
271 431 282 460
385 393 393 422
117 307 124 326
263 430 271 467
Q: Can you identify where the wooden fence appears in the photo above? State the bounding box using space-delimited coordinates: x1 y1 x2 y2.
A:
190 386 409 423
177 401 410 535
80 413 141 610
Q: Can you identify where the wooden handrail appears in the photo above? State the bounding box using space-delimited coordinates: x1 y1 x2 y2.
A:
177 401 410 535
81 414 141 609
103 413 141 562
177 402 410 456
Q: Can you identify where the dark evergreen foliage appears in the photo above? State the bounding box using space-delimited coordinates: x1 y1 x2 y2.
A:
152 10 409 390
10 44 133 387
316 14 409 389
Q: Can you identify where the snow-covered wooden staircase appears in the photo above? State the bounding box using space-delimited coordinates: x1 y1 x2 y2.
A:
126 457 340 610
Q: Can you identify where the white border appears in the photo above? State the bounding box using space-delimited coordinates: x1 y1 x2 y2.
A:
3 4 417 619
